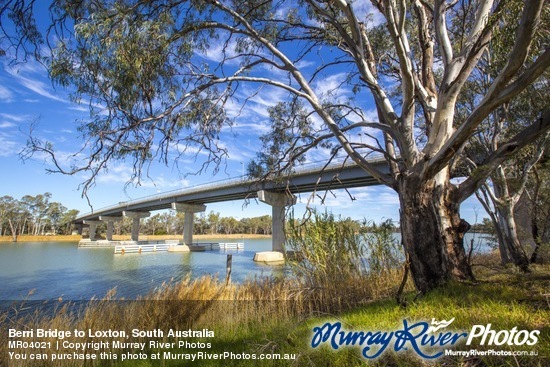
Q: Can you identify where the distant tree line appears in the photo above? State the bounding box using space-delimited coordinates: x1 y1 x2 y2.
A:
0 193 80 240
0 191 404 240
0 195 277 239
133 211 399 238
94 211 274 237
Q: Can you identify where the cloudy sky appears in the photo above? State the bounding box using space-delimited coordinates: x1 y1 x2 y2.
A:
0 6 487 225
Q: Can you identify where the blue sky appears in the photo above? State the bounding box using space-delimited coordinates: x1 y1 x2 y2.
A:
0 5 488 226
0 58 487 225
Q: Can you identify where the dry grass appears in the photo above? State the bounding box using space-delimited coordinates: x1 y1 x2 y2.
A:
2 261 546 367
0 213 412 366
0 235 82 243
0 264 408 367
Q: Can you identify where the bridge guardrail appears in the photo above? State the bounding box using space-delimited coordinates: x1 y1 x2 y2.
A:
76 153 386 220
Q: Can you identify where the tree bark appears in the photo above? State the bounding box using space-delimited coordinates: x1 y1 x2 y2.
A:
530 221 542 264
494 222 511 265
398 171 474 293
8 219 17 242
498 205 530 271
476 187 511 264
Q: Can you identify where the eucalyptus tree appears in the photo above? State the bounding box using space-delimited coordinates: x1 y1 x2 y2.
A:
0 195 26 240
207 211 221 235
45 201 67 234
526 157 550 264
458 2 549 270
0 196 17 240
220 216 240 235
1 0 549 292
20 192 52 235
59 208 80 235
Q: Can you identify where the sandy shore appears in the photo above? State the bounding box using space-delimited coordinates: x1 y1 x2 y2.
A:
0 234 271 243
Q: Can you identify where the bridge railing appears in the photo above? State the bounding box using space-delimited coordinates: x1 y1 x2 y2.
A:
81 175 254 217
76 153 386 219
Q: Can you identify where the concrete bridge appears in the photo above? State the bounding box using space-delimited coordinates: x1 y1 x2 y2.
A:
74 156 390 252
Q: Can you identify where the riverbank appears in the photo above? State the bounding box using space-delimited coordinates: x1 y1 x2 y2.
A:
0 233 271 243
1 253 548 366
0 235 82 242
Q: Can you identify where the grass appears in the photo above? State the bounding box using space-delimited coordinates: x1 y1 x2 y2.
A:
1 254 548 366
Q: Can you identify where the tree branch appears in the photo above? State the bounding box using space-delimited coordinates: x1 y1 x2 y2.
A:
434 0 453 67
457 109 550 203
428 47 550 178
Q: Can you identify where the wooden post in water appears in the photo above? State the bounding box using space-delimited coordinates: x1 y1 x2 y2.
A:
225 254 233 285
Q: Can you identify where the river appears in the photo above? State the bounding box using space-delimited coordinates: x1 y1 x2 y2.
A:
0 233 492 303
0 238 280 303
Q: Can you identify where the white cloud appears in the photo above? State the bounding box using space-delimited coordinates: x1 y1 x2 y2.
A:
68 105 89 112
313 72 350 98
11 74 67 102
352 1 386 27
97 165 190 191
0 85 14 102
296 185 400 221
140 176 190 190
229 121 271 135
95 164 134 184
0 122 16 128
295 60 317 69
0 113 27 122
5 62 68 103
195 36 243 65
0 132 20 157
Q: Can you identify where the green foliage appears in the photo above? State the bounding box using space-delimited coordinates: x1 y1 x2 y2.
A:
0 193 78 237
286 210 369 287
136 211 273 236
284 210 404 308
361 219 403 274
248 99 314 178
471 218 499 250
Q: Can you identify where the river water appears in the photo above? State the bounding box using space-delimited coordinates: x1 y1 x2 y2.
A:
0 233 491 303
0 238 280 303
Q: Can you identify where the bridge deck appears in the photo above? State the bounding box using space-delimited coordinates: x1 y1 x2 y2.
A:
75 157 389 224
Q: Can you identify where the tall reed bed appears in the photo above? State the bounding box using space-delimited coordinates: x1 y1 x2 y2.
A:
285 211 407 311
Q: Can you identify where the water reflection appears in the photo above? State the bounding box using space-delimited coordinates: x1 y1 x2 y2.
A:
0 239 277 302
0 233 486 304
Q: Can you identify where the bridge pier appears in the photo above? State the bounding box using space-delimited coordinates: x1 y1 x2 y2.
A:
99 216 123 241
257 190 297 252
83 220 101 241
75 223 84 236
171 203 207 245
123 211 151 241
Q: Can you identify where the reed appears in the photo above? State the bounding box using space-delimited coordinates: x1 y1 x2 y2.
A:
285 211 409 312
